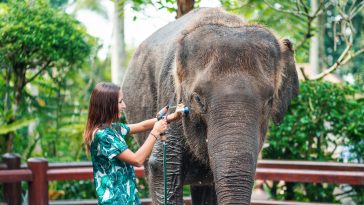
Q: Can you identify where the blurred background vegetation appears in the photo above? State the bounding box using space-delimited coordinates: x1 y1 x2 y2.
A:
0 0 363 203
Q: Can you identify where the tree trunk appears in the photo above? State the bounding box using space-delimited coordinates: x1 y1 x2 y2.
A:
111 0 126 86
4 66 12 152
177 0 195 18
309 0 320 75
6 68 25 153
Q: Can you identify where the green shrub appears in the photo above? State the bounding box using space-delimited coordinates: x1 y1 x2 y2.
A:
263 81 364 203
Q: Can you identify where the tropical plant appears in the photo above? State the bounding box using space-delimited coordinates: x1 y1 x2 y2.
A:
263 81 364 203
0 0 95 155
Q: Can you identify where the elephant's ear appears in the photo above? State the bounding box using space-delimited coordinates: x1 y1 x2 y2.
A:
272 39 299 124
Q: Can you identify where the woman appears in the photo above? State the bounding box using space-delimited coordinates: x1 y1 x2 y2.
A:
84 82 181 204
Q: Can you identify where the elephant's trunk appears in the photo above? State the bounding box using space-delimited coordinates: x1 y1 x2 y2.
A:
207 101 260 204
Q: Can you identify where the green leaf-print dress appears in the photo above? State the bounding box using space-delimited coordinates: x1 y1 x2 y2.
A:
90 123 140 205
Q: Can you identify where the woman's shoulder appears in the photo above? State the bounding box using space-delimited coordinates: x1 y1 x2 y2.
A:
111 123 130 136
95 127 114 135
92 128 117 147
93 128 111 140
112 122 129 128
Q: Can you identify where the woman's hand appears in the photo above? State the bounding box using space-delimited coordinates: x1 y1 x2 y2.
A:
166 103 184 122
118 119 168 166
151 119 168 136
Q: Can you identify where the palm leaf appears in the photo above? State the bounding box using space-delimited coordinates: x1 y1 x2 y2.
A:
0 116 36 135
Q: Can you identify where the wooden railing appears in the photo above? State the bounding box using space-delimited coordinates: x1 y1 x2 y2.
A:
1 153 364 205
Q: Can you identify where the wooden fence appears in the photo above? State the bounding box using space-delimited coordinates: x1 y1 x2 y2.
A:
1 153 364 205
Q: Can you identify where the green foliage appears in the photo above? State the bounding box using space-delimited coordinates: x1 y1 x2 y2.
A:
49 180 96 200
221 0 310 62
0 3 115 201
49 0 69 8
0 1 101 200
0 0 95 155
71 0 108 19
121 0 200 20
128 0 178 14
221 0 364 84
0 116 35 135
322 1 364 83
0 1 93 68
0 0 115 202
263 81 364 203
27 48 112 200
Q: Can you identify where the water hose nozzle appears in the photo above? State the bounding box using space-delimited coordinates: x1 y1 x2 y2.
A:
176 106 189 114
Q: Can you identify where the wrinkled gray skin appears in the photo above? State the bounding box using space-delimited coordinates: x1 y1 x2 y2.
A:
122 8 299 205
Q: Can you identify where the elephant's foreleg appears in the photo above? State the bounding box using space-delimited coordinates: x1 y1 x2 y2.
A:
148 126 185 204
191 185 217 205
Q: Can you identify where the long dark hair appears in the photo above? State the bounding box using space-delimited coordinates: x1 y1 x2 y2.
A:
84 82 120 151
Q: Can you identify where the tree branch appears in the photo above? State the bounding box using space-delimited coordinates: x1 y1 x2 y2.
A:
263 0 307 17
224 2 250 12
310 44 352 80
351 2 364 17
310 0 364 82
295 17 313 50
341 48 364 65
292 1 324 50
299 66 309 81
299 0 309 15
24 60 51 86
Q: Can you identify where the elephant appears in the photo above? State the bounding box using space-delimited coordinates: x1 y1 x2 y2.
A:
122 7 299 204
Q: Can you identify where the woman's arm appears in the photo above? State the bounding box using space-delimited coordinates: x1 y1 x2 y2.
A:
128 104 184 134
116 120 167 167
128 118 158 134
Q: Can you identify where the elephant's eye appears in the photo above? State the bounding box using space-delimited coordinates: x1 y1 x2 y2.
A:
194 95 201 103
192 92 207 113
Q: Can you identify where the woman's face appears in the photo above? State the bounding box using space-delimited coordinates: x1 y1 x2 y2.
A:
118 90 126 117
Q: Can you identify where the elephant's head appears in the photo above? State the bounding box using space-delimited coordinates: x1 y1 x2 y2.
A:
173 22 299 203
